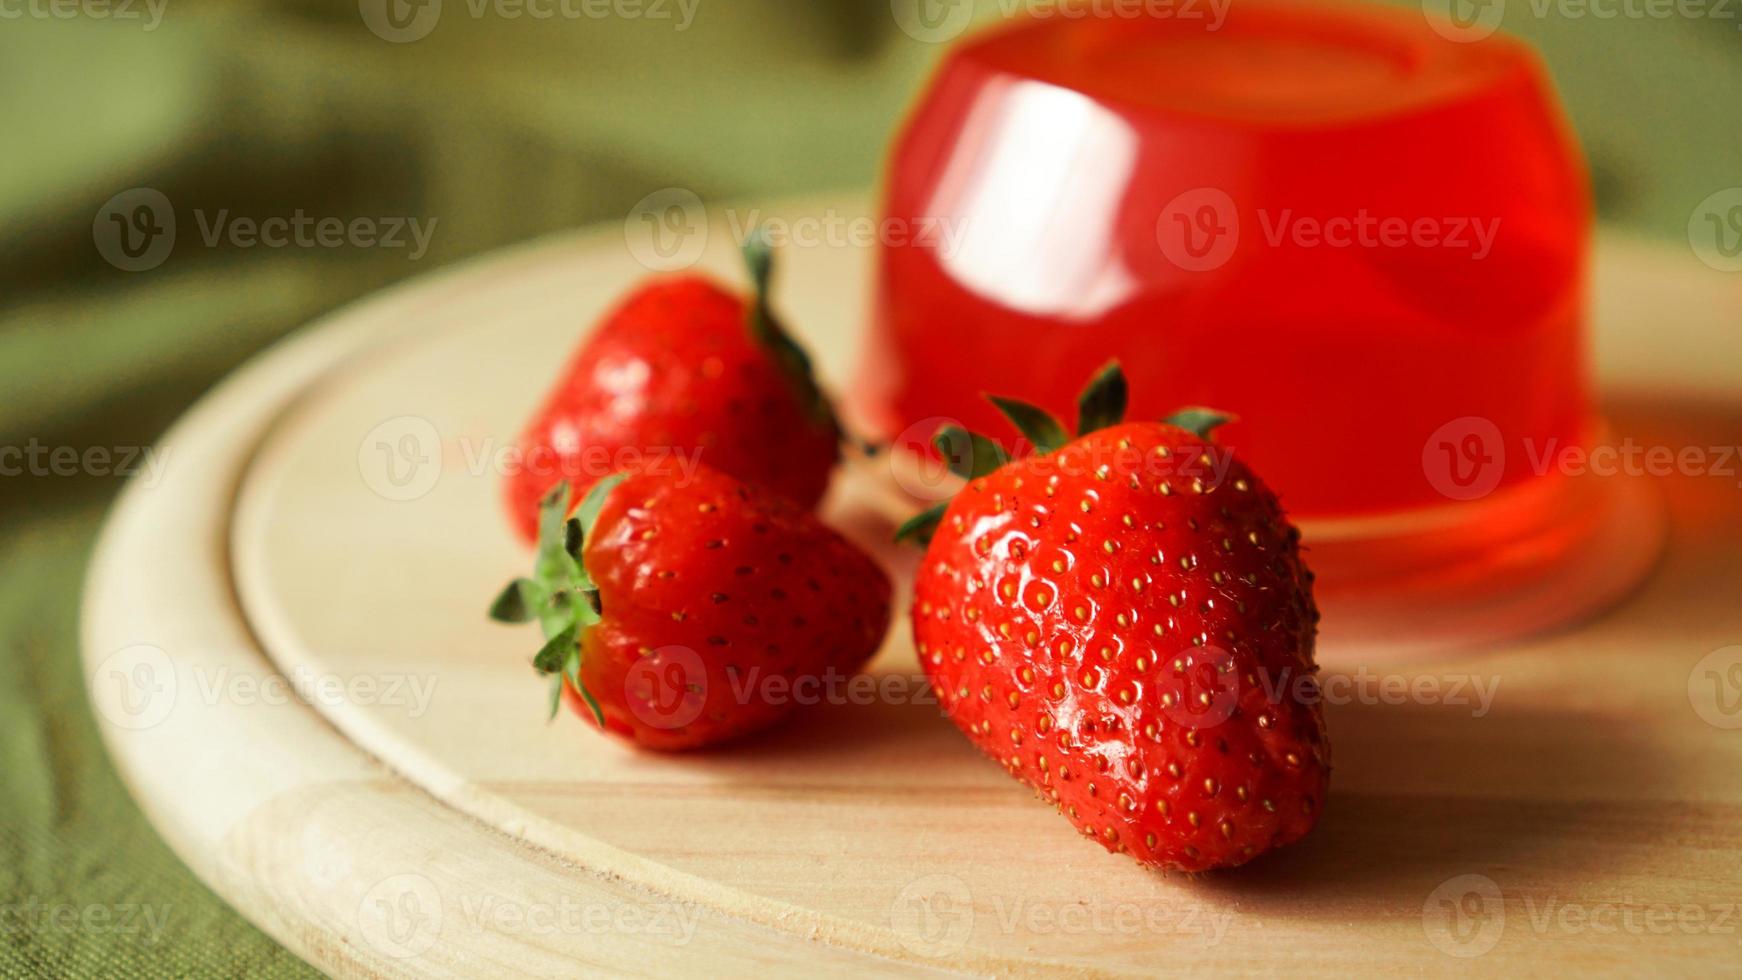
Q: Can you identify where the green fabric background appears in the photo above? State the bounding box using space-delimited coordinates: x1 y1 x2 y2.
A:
1 2 1731 976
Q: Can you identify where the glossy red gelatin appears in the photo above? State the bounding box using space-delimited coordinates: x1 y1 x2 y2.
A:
857 1 1590 518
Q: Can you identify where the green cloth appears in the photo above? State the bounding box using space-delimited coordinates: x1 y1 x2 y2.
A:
1 3 1726 976
0 267 333 976
0 508 316 978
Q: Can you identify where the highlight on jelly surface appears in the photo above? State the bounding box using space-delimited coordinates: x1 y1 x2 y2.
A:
856 0 1590 521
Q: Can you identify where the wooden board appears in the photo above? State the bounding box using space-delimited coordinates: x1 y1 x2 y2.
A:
85 195 1742 976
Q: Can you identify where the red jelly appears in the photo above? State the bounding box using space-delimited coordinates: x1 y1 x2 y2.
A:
857 1 1590 519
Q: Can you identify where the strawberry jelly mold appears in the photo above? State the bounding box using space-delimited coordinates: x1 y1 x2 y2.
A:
853 3 1663 656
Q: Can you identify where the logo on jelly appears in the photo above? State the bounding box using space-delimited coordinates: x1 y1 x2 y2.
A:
1423 416 1505 501
93 188 175 272
891 0 976 43
1689 189 1742 273
623 645 707 730
1156 188 1239 273
1689 645 1742 730
889 873 975 958
1422 0 1505 42
1422 874 1505 957
625 187 708 272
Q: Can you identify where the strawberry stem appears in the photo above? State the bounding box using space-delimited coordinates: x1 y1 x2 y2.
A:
892 362 1237 549
989 396 1068 454
741 229 840 437
1076 360 1129 435
1164 407 1236 439
936 425 1008 480
488 474 628 726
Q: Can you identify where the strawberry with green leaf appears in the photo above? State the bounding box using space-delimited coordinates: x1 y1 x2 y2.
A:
902 363 1329 870
492 464 892 750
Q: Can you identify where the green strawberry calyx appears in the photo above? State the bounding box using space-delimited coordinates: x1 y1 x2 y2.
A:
487 473 627 726
894 361 1235 546
741 230 841 441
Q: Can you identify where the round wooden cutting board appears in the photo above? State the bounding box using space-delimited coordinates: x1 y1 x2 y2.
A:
84 195 1742 977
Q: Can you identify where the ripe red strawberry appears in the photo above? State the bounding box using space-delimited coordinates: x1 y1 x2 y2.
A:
901 364 1329 871
491 463 891 750
504 236 839 544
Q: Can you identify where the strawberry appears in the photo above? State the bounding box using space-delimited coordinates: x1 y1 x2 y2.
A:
490 464 891 750
900 364 1329 871
504 235 839 544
